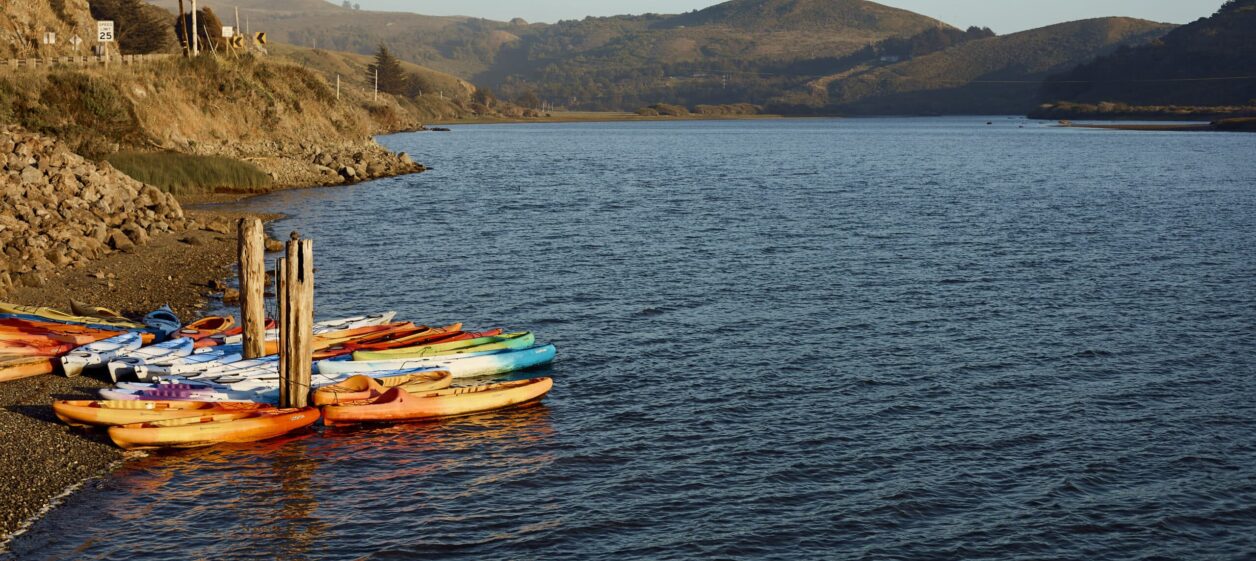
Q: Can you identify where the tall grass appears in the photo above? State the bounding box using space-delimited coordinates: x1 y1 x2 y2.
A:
105 152 273 196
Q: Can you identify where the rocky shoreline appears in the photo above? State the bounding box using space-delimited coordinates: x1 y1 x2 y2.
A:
0 125 427 546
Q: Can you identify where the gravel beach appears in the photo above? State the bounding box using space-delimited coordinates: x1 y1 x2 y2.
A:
0 207 273 544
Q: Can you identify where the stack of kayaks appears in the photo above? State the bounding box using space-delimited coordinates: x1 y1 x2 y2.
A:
46 307 558 449
0 301 177 383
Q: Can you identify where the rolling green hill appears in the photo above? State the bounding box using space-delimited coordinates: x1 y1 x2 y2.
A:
1041 0 1256 107
801 17 1173 115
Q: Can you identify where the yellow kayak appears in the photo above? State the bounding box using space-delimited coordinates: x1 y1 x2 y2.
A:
0 301 145 329
352 332 535 361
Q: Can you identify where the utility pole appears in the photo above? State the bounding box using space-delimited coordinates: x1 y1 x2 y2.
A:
191 0 199 56
235 6 241 39
177 0 188 56
374 67 378 101
336 74 340 100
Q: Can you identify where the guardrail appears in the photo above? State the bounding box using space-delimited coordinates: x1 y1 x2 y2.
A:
0 53 174 70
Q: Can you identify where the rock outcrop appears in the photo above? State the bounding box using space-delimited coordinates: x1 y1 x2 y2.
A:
0 126 186 294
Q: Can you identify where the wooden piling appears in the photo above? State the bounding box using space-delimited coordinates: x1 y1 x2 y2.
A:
237 218 266 359
278 233 314 408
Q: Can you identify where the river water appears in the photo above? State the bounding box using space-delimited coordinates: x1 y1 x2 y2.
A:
7 118 1256 560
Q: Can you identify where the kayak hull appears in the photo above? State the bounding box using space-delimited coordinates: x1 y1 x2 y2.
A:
53 400 273 427
321 344 557 379
107 408 320 449
322 377 553 426
311 371 453 407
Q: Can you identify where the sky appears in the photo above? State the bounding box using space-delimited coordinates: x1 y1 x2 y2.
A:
351 0 1225 34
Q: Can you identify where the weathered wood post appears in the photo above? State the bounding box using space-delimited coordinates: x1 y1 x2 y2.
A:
278 233 314 408
237 218 266 359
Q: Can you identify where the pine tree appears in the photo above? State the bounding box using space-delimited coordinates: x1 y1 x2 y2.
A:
367 46 408 96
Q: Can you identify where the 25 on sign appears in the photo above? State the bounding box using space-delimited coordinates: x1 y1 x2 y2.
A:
97 21 115 42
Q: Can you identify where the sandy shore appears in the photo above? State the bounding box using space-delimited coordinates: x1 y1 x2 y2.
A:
0 206 277 544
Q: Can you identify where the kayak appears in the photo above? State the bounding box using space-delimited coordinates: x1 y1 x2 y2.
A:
99 386 278 403
321 344 557 379
0 319 125 346
0 338 76 357
61 332 146 377
195 318 276 348
141 305 182 338
106 338 196 382
211 312 398 346
53 400 273 427
0 301 146 329
315 323 464 356
352 332 535 361
0 355 57 383
107 407 320 449
312 371 453 406
322 377 553 427
173 316 235 342
133 347 244 379
69 301 130 323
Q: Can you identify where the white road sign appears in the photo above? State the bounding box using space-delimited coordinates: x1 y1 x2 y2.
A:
97 21 114 42
43 32 56 45
222 26 234 38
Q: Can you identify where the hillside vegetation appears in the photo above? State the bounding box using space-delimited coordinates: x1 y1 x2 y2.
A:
1042 0 1256 107
804 17 1172 115
148 0 949 109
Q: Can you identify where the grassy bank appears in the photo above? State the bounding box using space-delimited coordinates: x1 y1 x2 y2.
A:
106 152 273 196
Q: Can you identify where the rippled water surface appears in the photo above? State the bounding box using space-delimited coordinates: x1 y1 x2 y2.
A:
8 118 1256 560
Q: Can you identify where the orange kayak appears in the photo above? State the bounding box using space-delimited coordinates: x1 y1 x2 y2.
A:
322 377 553 427
317 323 466 355
0 339 77 357
174 316 235 342
308 322 419 359
345 327 503 353
0 318 126 346
54 400 273 428
0 355 57 382
108 407 320 449
311 371 453 407
195 318 277 348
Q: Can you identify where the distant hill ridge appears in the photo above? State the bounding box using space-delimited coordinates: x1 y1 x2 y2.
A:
670 0 950 33
1041 0 1256 107
808 17 1174 115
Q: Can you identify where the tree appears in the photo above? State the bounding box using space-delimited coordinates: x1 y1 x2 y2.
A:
89 0 177 54
342 0 351 7
174 7 224 53
366 46 408 96
471 87 496 106
516 90 541 108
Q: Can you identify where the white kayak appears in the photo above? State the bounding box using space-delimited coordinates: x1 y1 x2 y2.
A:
134 348 245 380
316 344 558 379
60 332 145 377
105 338 196 382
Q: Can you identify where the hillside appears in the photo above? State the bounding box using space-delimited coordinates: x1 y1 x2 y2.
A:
0 0 98 59
806 17 1173 115
146 0 949 109
1041 0 1256 107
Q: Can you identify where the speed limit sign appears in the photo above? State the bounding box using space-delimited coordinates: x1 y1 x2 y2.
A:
97 21 115 42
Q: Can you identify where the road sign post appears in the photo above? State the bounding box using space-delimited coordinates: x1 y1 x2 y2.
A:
97 21 114 66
